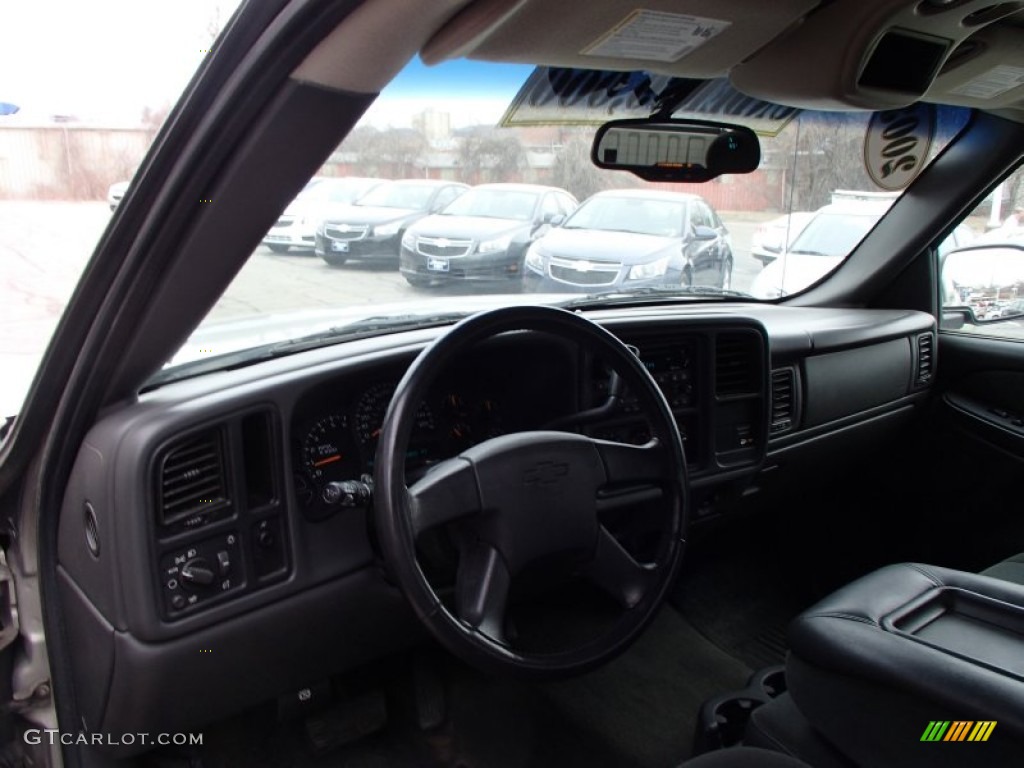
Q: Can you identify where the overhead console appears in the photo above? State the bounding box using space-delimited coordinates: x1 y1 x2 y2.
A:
730 0 1024 111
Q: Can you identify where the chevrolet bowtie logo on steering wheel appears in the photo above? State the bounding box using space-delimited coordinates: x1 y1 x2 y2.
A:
523 460 570 486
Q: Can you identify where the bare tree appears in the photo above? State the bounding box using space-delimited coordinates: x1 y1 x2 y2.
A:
457 130 525 183
338 127 426 177
550 134 630 200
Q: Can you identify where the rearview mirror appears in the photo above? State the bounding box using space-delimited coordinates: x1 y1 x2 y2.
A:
592 118 760 183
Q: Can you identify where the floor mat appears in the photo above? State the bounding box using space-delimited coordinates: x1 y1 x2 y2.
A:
670 534 816 670
538 606 752 767
173 608 752 768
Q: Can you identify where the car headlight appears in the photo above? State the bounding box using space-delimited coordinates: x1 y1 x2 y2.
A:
478 235 512 254
628 256 670 280
524 247 546 274
374 221 402 237
401 231 417 250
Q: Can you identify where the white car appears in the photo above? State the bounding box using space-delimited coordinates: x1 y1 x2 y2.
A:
106 180 129 211
751 199 974 298
751 211 814 266
261 177 385 253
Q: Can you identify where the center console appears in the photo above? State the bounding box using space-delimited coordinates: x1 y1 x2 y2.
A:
781 563 1024 767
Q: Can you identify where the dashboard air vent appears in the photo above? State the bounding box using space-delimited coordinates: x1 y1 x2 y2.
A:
158 429 229 526
716 333 760 396
770 368 797 435
915 332 935 386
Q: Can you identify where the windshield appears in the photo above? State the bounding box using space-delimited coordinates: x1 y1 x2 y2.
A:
0 40 977 408
565 196 686 237
440 187 539 220
356 182 437 210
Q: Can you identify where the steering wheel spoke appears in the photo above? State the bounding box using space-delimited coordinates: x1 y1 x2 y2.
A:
585 526 653 609
407 457 481 535
455 539 511 643
595 437 666 486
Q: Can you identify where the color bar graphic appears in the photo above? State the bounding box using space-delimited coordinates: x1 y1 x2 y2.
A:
921 720 996 742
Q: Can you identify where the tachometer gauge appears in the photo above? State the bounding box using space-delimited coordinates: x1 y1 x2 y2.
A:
302 413 359 486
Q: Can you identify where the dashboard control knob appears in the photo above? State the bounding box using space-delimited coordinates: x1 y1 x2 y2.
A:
321 479 373 508
180 558 216 587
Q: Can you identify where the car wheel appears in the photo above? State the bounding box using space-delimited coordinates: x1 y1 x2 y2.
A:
267 243 290 254
721 256 733 291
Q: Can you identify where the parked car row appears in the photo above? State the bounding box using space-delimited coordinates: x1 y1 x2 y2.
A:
263 177 736 294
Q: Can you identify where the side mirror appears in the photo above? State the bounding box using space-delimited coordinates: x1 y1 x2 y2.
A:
592 118 760 183
692 225 718 241
544 212 565 226
940 245 1024 325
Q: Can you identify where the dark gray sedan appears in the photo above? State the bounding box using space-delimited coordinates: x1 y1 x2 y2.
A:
523 189 732 293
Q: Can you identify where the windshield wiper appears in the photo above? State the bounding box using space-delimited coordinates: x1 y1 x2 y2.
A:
788 249 831 257
144 312 467 389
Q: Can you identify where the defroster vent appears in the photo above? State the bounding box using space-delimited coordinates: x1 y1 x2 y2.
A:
770 368 797 435
158 429 230 527
716 333 760 396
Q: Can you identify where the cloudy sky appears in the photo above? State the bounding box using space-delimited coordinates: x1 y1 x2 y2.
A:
2 1 530 128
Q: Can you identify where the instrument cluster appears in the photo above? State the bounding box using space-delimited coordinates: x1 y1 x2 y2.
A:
291 339 575 519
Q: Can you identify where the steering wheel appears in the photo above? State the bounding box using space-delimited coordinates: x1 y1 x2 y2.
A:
374 305 687 677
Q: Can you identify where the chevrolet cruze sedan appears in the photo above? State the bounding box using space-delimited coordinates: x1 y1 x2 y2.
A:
315 179 468 266
523 189 732 293
262 176 385 253
399 183 577 287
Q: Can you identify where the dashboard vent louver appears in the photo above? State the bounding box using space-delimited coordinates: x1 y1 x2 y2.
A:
770 368 797 435
158 429 229 526
716 333 760 396
915 332 935 386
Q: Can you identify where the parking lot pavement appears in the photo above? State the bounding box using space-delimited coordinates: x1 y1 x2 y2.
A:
0 201 769 411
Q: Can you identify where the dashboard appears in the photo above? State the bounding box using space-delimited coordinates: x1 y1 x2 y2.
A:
53 304 936 749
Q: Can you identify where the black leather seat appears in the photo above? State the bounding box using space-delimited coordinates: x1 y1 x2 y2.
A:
681 747 811 768
786 563 1024 768
982 552 1024 585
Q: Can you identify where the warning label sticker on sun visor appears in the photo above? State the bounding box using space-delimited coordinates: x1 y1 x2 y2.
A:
950 65 1024 99
499 68 799 137
582 10 730 63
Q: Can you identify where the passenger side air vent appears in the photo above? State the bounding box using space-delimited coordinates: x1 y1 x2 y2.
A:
157 429 230 527
716 333 760 396
915 332 935 387
770 368 798 435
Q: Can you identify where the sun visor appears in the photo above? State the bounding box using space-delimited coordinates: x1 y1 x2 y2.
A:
499 67 800 137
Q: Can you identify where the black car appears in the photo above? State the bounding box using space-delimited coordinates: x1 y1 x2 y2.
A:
399 183 577 287
524 189 733 293
315 179 468 266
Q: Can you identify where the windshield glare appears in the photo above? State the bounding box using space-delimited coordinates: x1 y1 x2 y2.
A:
440 188 538 220
357 183 436 210
565 196 686 237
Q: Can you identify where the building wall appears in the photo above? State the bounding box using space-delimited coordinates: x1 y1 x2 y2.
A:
0 126 151 200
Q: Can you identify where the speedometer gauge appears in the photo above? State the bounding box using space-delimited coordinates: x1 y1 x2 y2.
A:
302 413 359 486
354 381 437 468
